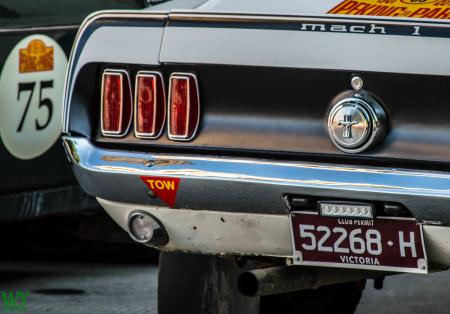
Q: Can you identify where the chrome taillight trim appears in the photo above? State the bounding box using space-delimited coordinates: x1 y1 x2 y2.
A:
134 71 166 139
100 69 132 137
167 72 200 141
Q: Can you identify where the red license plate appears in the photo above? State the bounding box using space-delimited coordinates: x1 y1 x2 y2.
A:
290 211 428 273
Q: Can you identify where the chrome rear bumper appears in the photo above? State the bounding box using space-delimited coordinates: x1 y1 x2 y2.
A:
63 136 450 224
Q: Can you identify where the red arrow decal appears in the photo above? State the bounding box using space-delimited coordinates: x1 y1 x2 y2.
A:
140 176 180 207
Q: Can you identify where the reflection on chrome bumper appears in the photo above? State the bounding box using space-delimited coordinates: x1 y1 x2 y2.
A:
98 198 450 269
63 136 450 223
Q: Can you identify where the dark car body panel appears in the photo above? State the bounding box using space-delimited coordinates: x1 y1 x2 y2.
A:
95 65 450 168
0 1 145 221
67 13 450 170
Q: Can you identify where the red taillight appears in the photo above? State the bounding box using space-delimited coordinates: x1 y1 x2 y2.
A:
134 72 165 138
101 69 132 137
168 73 200 141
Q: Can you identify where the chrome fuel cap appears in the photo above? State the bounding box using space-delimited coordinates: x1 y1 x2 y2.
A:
328 94 387 153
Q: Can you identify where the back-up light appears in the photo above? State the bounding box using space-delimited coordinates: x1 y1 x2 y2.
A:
134 71 166 138
319 201 375 219
101 69 132 137
168 73 200 141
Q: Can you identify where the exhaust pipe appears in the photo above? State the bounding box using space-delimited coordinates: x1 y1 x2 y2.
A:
237 266 385 297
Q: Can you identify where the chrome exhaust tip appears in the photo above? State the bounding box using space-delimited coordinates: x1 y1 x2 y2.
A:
127 210 169 246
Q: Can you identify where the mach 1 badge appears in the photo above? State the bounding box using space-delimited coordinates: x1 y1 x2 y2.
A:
141 176 180 207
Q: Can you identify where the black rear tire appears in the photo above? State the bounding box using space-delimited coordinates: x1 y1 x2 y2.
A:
159 252 363 314
158 252 259 314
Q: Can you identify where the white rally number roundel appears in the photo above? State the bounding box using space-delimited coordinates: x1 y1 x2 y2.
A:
0 34 67 159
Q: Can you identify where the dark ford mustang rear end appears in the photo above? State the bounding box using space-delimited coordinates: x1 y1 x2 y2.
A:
61 0 450 312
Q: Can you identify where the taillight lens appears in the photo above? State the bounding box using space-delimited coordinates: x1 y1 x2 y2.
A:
101 69 132 137
168 73 200 141
134 72 165 138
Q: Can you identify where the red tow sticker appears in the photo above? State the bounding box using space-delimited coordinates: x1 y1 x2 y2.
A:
140 176 180 207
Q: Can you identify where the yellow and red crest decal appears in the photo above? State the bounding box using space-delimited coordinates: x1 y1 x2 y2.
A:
19 39 54 73
329 0 450 19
